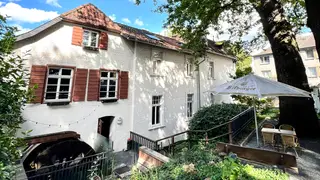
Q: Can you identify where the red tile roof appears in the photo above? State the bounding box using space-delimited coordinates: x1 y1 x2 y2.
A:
60 3 121 32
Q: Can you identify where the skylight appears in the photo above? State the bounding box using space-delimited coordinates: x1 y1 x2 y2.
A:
145 33 161 41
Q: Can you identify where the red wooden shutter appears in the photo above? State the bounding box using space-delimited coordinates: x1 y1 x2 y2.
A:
29 65 47 103
73 68 88 102
119 71 129 99
99 32 108 50
72 26 83 46
87 69 100 101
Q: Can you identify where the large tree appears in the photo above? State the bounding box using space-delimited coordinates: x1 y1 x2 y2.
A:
137 0 320 137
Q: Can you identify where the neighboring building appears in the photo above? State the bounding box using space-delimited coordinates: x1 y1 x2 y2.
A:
15 4 236 152
252 33 320 111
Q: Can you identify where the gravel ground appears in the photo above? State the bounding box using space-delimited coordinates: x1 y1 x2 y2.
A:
245 122 320 180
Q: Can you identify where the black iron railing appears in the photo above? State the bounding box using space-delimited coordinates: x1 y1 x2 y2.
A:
130 107 255 156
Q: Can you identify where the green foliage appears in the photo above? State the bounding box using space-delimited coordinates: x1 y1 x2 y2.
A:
188 104 248 140
131 144 289 180
0 15 31 179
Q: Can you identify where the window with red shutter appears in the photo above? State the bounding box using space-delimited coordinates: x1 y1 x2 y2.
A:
87 69 100 101
72 26 83 46
119 71 129 99
44 67 74 103
99 71 118 100
99 31 108 50
73 69 88 102
29 65 47 103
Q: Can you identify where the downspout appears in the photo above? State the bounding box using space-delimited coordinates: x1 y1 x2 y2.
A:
196 57 207 109
130 40 137 132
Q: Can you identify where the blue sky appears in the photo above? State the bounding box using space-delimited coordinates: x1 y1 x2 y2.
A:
0 0 168 34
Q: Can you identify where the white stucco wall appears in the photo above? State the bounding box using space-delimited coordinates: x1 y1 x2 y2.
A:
15 21 235 151
131 44 234 145
16 22 134 152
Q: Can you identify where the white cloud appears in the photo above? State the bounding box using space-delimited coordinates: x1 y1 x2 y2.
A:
8 0 21 1
0 2 59 23
12 24 31 35
46 0 61 8
129 0 136 3
134 18 144 26
109 14 116 21
121 18 131 24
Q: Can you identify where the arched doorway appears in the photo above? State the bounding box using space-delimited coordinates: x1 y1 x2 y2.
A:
97 116 114 139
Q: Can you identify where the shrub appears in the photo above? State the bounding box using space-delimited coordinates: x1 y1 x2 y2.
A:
188 104 249 141
130 144 289 180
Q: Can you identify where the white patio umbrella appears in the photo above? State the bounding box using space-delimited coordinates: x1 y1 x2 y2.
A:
208 73 311 145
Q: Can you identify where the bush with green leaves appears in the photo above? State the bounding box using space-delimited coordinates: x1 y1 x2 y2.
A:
0 15 31 179
188 104 249 141
130 144 289 180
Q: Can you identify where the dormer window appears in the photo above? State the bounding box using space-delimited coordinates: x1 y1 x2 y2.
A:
83 29 99 48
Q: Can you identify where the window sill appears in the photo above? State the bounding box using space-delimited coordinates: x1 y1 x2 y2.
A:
150 74 164 78
83 46 99 51
308 76 317 78
45 101 70 106
260 63 270 65
185 76 195 79
100 99 118 103
148 125 165 131
305 58 314 60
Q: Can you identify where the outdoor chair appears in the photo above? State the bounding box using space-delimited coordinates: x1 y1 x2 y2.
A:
281 134 299 156
262 123 275 146
279 124 295 131
263 123 275 128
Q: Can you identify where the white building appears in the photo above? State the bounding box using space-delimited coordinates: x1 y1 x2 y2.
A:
252 33 320 111
16 3 236 152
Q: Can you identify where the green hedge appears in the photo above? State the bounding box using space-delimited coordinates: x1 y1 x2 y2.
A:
188 104 249 141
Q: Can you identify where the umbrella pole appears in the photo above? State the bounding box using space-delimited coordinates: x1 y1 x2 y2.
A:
253 100 259 146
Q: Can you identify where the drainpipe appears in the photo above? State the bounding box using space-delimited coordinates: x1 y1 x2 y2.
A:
130 40 137 132
196 57 206 109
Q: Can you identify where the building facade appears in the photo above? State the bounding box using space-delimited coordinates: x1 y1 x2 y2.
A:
16 4 235 152
252 33 320 110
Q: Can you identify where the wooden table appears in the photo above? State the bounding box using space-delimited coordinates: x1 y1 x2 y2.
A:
261 128 296 136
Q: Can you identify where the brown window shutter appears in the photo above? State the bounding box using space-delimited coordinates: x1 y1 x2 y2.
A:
73 69 88 102
29 65 47 103
72 26 83 46
119 71 129 99
87 69 100 101
99 31 108 50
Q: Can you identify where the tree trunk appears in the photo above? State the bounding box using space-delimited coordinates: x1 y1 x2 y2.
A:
253 0 320 137
305 0 320 62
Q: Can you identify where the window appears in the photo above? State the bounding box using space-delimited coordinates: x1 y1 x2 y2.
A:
45 68 73 102
210 93 215 105
260 56 270 64
83 29 99 48
186 57 194 77
208 61 214 79
187 94 194 118
100 71 118 100
307 67 317 78
261 70 271 78
306 49 314 59
152 96 162 126
152 51 163 75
